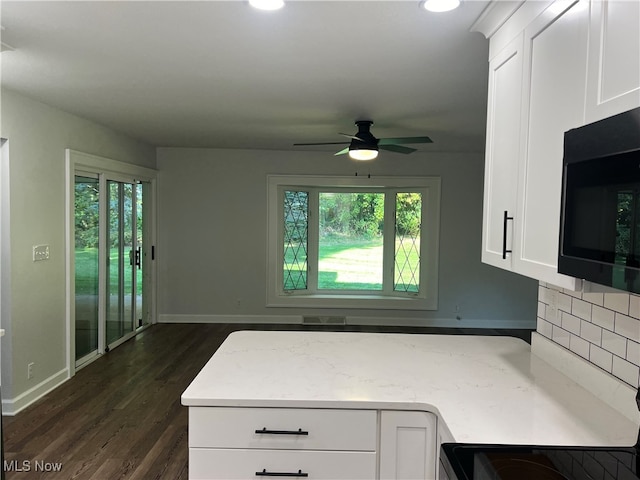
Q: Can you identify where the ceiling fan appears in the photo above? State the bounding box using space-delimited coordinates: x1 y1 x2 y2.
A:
293 120 433 161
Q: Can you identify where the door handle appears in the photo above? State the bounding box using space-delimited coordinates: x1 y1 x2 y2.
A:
135 246 141 269
502 210 513 259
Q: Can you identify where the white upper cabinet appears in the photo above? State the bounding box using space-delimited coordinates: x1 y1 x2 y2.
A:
478 0 638 290
481 34 524 270
514 0 588 289
585 0 640 122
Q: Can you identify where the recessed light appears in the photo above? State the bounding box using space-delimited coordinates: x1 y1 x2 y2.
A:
421 0 461 13
249 0 285 11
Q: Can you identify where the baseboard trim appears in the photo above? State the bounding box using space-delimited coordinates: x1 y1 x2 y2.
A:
2 368 69 416
158 313 535 329
158 314 303 324
346 316 534 329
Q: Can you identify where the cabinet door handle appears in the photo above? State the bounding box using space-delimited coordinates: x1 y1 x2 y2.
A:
502 210 514 259
256 469 309 477
255 427 309 436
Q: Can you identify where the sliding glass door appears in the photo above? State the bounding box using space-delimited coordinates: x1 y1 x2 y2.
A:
74 173 150 365
106 180 138 348
74 175 100 362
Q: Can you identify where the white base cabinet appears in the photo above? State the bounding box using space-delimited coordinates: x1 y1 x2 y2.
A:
379 411 438 480
187 407 437 480
189 449 377 480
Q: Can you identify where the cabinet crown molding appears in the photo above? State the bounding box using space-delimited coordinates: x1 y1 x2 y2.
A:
470 0 524 39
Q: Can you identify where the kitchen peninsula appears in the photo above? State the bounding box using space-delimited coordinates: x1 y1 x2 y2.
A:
182 331 638 479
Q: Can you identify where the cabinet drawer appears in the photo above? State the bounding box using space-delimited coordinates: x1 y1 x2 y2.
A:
189 448 376 480
189 407 376 451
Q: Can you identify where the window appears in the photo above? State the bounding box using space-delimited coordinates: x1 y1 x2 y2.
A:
268 175 440 310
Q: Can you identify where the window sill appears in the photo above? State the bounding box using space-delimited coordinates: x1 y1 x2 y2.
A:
266 294 437 311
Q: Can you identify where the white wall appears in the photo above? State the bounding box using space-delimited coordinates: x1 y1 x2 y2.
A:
157 147 538 327
0 89 155 412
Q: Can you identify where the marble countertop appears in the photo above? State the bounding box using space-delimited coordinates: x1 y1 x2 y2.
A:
181 330 638 446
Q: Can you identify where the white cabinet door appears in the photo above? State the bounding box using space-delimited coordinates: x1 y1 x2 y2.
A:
379 411 437 480
482 34 525 270
585 0 640 123
513 0 588 290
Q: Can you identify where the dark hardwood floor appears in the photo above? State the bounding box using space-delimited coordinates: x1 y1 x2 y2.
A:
2 323 532 479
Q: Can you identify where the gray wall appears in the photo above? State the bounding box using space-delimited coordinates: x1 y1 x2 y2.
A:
0 89 155 408
157 147 538 327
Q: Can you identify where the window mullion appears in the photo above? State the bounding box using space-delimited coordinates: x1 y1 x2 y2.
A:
307 189 319 293
382 189 396 295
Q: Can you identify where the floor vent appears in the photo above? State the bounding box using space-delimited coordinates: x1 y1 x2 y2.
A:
302 316 346 325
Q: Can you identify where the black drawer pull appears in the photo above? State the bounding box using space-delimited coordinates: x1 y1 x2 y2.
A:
502 210 514 259
255 427 309 436
256 469 309 477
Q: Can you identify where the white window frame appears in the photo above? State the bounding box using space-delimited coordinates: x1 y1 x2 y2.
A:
267 175 441 310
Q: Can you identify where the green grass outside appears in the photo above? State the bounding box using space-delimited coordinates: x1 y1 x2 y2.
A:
75 247 142 296
284 236 420 291
77 239 418 294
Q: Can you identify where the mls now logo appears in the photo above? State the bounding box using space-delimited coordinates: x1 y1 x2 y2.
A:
4 459 63 472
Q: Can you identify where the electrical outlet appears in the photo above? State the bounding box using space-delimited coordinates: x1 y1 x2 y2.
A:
27 362 34 380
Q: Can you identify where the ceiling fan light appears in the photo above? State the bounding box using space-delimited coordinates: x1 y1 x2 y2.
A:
249 0 284 10
421 0 460 12
349 148 379 161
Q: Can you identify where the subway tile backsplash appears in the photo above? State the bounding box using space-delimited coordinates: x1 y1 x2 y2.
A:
537 282 640 388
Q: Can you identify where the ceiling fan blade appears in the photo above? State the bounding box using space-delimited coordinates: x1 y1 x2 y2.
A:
378 136 433 145
379 144 416 154
334 147 350 156
293 141 350 146
339 133 363 141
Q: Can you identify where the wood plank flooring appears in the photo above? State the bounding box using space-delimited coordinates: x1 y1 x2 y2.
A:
1 323 532 479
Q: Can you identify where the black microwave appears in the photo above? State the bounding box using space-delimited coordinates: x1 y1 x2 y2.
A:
559 107 640 293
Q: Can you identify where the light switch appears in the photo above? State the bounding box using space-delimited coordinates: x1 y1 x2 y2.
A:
33 244 50 262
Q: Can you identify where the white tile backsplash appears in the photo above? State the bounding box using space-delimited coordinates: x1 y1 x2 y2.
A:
604 293 630 315
627 340 640 367
590 345 613 371
552 324 571 349
570 335 590 359
630 295 640 319
612 356 639 386
561 311 581 335
615 313 640 342
582 292 604 306
537 283 640 389
572 298 592 320
602 329 627 357
537 316 553 338
580 320 602 345
592 305 615 330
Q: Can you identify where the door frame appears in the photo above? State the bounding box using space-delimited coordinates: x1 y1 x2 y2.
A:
65 149 157 377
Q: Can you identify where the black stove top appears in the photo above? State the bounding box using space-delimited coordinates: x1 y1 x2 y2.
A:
441 443 639 480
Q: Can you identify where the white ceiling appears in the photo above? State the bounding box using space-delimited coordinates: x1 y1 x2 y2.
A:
0 1 492 154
